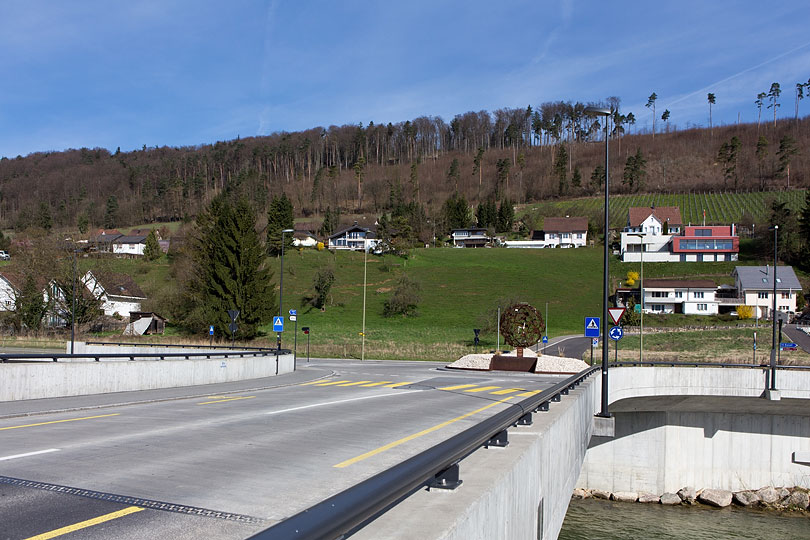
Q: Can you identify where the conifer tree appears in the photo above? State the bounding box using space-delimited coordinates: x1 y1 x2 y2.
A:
266 193 294 256
180 195 275 339
496 199 514 233
143 230 161 261
14 274 48 331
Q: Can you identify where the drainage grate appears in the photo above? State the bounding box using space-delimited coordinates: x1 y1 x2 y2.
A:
0 475 265 524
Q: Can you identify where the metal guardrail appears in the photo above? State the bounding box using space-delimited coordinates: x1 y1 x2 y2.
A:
610 360 810 370
85 341 277 352
249 366 600 540
1 349 290 363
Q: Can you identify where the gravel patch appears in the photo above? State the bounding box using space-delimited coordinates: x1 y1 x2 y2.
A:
448 350 589 373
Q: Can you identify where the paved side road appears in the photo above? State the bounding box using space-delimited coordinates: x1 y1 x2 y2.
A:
782 324 810 355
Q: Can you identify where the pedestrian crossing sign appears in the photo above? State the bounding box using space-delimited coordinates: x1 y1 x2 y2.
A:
584 317 600 337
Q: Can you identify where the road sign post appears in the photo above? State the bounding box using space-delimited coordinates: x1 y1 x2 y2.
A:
209 324 214 346
542 335 548 355
227 310 239 348
302 327 310 363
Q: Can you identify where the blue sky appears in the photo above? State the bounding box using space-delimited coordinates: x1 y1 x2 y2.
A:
1 1 808 158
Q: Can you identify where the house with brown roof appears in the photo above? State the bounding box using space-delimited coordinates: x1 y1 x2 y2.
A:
83 271 146 318
504 216 588 249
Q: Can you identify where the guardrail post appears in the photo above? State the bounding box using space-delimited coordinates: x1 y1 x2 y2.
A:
485 430 509 448
427 463 462 491
516 412 533 426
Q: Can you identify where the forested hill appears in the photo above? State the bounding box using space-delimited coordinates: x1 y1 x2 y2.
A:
0 105 807 233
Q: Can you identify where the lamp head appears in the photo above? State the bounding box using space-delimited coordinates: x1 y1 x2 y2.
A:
584 106 611 117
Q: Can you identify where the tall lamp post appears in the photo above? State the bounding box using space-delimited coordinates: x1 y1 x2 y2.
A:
71 248 78 355
278 228 295 350
629 233 646 363
585 105 612 417
769 225 778 390
361 244 368 361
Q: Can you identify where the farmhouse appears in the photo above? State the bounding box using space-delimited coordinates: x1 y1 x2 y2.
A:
328 222 379 251
451 227 489 248
84 271 146 318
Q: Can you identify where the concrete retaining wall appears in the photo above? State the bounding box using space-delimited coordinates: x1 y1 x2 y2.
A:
354 375 600 540
577 367 810 494
1 345 294 401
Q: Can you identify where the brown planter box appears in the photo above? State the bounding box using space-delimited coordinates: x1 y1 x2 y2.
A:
490 355 537 372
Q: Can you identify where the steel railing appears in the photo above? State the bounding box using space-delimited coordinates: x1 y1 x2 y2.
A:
85 341 277 351
610 360 810 370
1 349 290 363
248 366 599 540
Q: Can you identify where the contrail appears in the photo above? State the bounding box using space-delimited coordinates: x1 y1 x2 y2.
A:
667 40 810 107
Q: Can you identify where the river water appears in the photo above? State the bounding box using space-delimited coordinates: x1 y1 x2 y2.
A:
559 498 810 539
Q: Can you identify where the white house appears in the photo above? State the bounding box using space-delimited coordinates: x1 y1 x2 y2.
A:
112 235 147 256
84 271 146 318
328 222 380 251
451 227 489 248
732 265 801 319
620 206 682 262
640 279 719 315
542 216 588 248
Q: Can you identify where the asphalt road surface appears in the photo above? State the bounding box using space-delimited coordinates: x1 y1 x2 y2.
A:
0 359 570 539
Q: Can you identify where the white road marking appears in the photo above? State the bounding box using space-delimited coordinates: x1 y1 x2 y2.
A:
0 448 60 461
265 393 404 416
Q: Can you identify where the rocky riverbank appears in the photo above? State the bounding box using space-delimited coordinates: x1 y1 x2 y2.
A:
572 486 810 512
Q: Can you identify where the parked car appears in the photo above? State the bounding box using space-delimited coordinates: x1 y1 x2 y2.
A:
0 251 10 261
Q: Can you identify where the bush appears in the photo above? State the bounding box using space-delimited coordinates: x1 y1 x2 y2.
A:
737 305 755 319
383 275 421 317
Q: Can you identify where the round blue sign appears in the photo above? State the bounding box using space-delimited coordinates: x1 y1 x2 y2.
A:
609 326 624 341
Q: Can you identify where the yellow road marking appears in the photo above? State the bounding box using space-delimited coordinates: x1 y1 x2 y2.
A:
380 382 413 388
334 396 516 468
464 386 501 393
198 396 256 405
25 506 144 540
515 390 542 397
490 388 523 395
336 381 372 387
299 380 324 386
313 380 351 386
0 414 120 432
438 384 478 391
358 381 393 387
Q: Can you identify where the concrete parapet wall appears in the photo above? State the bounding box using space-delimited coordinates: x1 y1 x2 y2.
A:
578 367 810 494
1 347 294 401
354 375 600 540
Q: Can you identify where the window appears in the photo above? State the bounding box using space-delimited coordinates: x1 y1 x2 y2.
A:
563 233 570 239
651 291 668 298
576 233 583 239
695 229 712 236
694 292 704 299
697 304 708 311
780 305 790 312
781 293 791 299
675 291 683 298
758 292 769 299
652 305 665 312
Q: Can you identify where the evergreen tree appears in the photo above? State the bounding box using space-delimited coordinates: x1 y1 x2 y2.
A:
77 213 89 235
554 145 568 195
143 230 161 261
622 148 647 192
442 193 472 231
37 202 52 231
717 136 741 188
798 191 810 270
756 135 769 188
14 274 48 331
266 193 294 256
496 199 514 233
571 166 582 189
776 135 798 185
447 158 460 191
476 199 497 229
590 165 605 193
179 195 275 339
707 92 716 134
104 196 118 229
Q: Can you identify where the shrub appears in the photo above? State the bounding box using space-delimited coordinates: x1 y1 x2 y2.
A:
383 275 421 317
737 305 755 319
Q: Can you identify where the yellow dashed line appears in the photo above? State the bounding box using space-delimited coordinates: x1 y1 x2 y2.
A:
380 382 413 388
359 381 393 387
25 506 144 539
299 381 324 386
515 390 542 397
336 381 373 387
198 396 256 405
464 386 501 393
490 388 524 395
334 396 516 468
0 414 120 432
313 380 351 386
438 384 478 391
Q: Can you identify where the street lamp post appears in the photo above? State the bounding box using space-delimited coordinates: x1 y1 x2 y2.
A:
278 228 295 350
71 248 78 355
769 225 778 390
630 233 646 363
585 105 612 417
361 245 368 361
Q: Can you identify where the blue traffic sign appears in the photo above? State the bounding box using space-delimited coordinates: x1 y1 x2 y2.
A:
209 325 214 336
542 336 548 344
609 326 624 341
585 317 600 338
289 309 297 316
273 316 284 332
781 342 797 351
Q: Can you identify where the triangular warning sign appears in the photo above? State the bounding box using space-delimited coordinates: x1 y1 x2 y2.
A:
586 319 599 330
608 308 626 325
